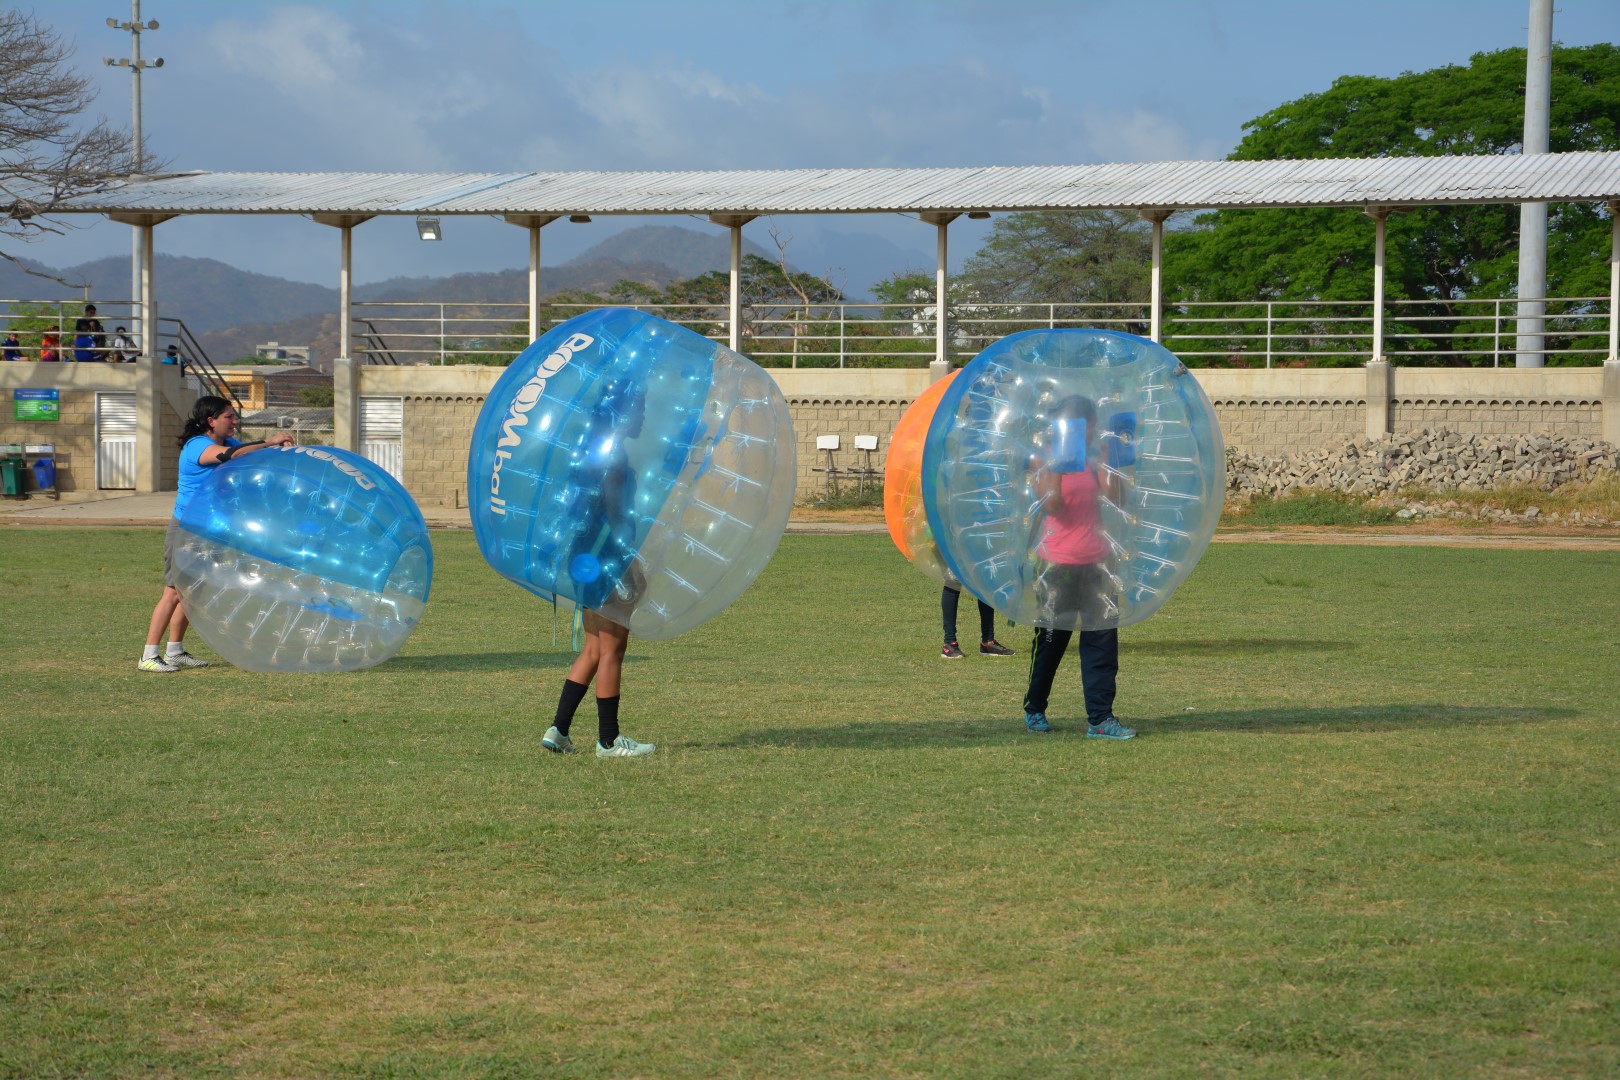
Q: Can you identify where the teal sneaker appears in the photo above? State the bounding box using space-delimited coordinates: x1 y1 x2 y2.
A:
541 726 575 754
597 734 655 758
1086 717 1136 740
1025 711 1051 733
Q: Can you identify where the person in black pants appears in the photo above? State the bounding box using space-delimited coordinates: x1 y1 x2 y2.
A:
1021 395 1135 739
940 581 1014 659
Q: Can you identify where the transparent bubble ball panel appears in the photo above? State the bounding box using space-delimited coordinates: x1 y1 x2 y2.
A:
921 329 1224 631
173 445 433 672
468 308 796 640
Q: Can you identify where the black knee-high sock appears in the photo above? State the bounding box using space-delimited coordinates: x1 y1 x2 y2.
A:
553 678 589 735
597 695 621 748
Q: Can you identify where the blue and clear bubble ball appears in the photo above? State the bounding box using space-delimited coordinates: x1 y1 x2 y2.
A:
922 329 1224 631
173 445 434 672
467 308 797 640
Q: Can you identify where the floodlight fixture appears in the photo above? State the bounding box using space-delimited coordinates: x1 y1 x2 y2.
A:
967 211 991 220
569 214 592 224
416 216 442 241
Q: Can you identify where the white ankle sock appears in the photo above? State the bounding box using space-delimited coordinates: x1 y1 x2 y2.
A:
143 645 162 661
165 642 186 657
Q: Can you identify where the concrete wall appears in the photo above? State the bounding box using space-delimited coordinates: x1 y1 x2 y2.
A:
349 363 1620 508
1 361 197 495
9 358 1614 502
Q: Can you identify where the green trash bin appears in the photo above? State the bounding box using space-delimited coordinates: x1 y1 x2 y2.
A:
0 455 24 496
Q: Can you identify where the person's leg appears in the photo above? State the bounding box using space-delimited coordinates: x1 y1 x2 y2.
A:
141 587 184 672
547 613 609 752
145 587 181 649
941 585 960 643
975 599 1016 656
1076 629 1119 724
1023 626 1072 726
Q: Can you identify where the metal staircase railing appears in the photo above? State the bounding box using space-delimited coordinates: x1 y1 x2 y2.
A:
356 319 400 364
168 319 244 413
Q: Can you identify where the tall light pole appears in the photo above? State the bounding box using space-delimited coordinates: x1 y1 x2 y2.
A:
1515 0 1552 367
104 2 163 344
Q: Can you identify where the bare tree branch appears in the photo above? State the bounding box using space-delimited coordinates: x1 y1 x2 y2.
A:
1 7 140 283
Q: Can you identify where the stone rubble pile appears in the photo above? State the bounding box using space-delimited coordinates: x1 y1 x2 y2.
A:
1225 428 1619 525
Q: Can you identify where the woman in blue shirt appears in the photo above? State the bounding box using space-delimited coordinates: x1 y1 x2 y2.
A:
138 396 294 672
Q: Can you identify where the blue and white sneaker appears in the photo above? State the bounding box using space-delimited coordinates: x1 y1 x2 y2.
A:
1086 717 1136 740
541 726 575 754
1025 711 1052 733
597 734 655 758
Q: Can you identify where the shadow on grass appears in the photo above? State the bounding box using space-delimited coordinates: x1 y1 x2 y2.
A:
1125 638 1355 657
383 651 650 673
714 705 1571 751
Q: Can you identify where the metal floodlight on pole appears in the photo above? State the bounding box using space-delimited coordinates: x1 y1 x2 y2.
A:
105 2 164 359
415 216 442 241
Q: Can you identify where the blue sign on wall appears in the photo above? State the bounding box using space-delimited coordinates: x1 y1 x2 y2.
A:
13 388 60 421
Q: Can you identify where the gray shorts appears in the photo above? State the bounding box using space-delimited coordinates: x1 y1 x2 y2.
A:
163 521 181 588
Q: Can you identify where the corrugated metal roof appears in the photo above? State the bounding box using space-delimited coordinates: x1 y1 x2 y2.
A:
43 152 1620 218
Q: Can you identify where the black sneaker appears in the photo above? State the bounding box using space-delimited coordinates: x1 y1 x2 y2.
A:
979 640 1015 657
941 641 964 659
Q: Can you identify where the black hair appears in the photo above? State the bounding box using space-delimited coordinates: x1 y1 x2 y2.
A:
1051 394 1097 426
180 396 233 447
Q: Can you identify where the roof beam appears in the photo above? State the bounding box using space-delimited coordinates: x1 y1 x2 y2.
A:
311 213 374 229
107 212 176 227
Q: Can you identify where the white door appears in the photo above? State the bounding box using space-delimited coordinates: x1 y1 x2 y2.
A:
359 396 404 483
96 392 137 490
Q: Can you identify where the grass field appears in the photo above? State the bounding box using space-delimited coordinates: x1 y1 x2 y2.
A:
2 528 1617 1077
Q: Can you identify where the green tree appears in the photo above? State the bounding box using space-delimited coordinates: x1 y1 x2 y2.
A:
957 210 1153 339
297 385 335 408
1164 44 1620 366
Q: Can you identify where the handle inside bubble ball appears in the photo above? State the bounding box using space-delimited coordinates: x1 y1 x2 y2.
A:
569 552 602 584
1050 417 1088 474
1106 412 1138 469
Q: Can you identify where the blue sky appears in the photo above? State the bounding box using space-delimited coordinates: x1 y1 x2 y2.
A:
27 0 1620 297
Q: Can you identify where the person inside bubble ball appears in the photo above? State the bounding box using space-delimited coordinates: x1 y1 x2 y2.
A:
542 379 657 759
1021 394 1136 739
137 396 295 672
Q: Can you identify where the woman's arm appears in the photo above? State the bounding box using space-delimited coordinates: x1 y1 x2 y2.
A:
195 431 296 466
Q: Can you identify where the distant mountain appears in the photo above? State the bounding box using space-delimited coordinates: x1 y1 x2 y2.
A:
1 254 337 334
580 225 774 280
3 224 828 364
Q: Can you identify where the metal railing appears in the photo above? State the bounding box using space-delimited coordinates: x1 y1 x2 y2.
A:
7 294 1609 375
0 298 243 410
349 296 1613 368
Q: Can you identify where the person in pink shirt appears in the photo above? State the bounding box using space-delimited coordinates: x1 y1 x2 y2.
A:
1022 395 1135 739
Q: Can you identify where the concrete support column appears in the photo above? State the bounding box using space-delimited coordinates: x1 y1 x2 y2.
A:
140 223 156 361
501 215 560 350
1365 207 1390 363
340 224 353 362
529 225 541 345
729 224 743 352
134 349 162 493
1365 359 1392 440
332 356 360 453
706 214 757 354
312 214 375 367
919 212 960 380
1608 200 1619 364
1602 360 1620 444
1140 209 1173 342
